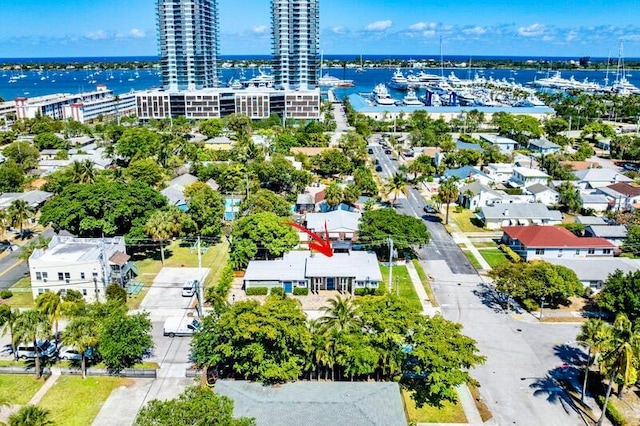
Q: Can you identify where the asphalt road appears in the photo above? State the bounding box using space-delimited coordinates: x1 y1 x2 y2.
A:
370 141 476 274
0 227 55 291
370 138 586 425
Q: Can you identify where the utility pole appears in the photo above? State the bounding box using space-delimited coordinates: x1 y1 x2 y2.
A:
196 236 204 318
100 236 109 300
387 237 394 293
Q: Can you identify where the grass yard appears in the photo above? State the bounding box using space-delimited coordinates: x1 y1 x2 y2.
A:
412 260 439 307
2 276 35 308
127 240 229 309
448 209 488 233
463 250 482 269
380 265 422 312
0 374 45 405
479 249 508 269
39 376 131 426
402 390 467 424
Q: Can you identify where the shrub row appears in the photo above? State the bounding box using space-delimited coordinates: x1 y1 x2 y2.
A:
498 244 521 263
0 290 13 299
245 287 268 296
293 287 309 296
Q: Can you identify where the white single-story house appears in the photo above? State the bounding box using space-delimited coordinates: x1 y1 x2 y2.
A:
545 258 640 291
525 183 559 205
575 215 608 226
458 181 524 209
597 182 640 211
478 204 563 230
243 250 382 294
584 225 628 247
580 193 611 212
479 134 518 153
509 167 550 188
501 225 615 261
482 163 514 183
573 168 632 190
28 235 136 302
161 173 199 210
528 138 560 154
305 210 361 242
0 190 53 210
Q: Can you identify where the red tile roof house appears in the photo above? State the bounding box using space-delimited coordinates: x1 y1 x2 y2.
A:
501 226 615 261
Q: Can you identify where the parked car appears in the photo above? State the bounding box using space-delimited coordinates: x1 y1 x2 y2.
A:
182 280 197 297
384 149 392 155
58 346 95 361
423 205 436 214
163 317 201 338
367 148 374 154
16 340 58 359
375 165 383 172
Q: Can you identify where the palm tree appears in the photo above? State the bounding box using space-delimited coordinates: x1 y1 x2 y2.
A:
35 292 62 343
597 314 640 426
577 318 609 401
69 159 95 184
318 296 357 334
0 209 8 241
13 310 50 379
438 177 460 225
63 317 100 379
8 200 33 236
8 405 54 426
385 172 408 205
0 306 20 361
145 210 181 264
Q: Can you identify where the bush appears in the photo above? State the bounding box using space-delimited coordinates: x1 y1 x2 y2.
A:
498 244 521 263
293 287 309 296
354 287 379 296
454 206 463 213
0 290 13 299
597 395 626 426
270 287 284 296
105 283 127 304
521 298 539 312
246 287 268 296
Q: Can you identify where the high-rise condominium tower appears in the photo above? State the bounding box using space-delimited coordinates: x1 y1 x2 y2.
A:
271 0 320 90
156 0 220 91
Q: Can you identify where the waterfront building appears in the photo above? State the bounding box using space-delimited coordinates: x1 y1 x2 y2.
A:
271 0 320 90
14 85 136 123
157 0 220 90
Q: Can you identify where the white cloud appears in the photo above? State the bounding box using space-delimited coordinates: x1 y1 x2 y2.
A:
409 22 436 31
422 30 436 38
365 20 392 32
85 30 108 40
463 26 486 36
253 25 268 34
517 23 546 37
565 29 578 42
129 28 146 39
331 26 347 35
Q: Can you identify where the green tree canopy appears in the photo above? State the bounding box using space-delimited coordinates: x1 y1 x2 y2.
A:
197 118 224 139
135 386 255 426
0 160 25 192
240 189 292 217
99 311 153 372
557 181 582 213
358 208 430 255
33 132 68 150
185 182 224 237
124 158 165 187
39 181 167 237
313 149 353 176
598 270 640 321
115 128 161 163
621 225 640 257
3 140 40 170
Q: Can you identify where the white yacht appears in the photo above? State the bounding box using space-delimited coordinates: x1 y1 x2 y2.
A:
373 84 396 106
388 69 409 91
402 89 424 106
243 69 274 88
318 73 354 87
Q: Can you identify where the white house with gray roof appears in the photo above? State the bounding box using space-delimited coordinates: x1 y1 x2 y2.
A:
580 193 611 212
305 210 361 242
545 258 640 291
509 167 550 188
477 203 563 230
528 138 560 154
160 173 199 210
584 225 628 246
479 134 518 153
574 169 632 190
525 183 559 205
243 250 382 294
0 190 53 210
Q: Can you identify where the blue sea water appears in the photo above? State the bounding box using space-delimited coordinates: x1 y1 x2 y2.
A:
1 55 638 102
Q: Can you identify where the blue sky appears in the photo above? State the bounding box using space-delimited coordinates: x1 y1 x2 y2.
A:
1 0 639 58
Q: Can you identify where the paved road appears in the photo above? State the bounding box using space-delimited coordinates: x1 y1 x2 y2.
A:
0 227 56 291
370 139 587 425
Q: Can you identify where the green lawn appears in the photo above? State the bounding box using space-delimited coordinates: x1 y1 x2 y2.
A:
3 276 35 308
449 209 488 233
39 376 130 426
412 260 438 307
380 265 422 312
463 250 482 269
402 390 467 423
0 374 45 404
480 249 508 269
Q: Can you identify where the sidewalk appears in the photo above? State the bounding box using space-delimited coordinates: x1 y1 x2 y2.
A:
28 367 60 405
451 230 491 271
405 260 440 317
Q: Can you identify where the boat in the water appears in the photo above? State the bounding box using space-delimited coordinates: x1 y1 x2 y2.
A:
388 68 409 91
318 73 354 87
402 89 424 106
372 84 395 106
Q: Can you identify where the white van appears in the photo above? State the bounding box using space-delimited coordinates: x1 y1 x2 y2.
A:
163 317 201 337
182 280 196 297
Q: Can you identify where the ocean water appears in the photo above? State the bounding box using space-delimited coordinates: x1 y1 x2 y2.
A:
1 58 638 102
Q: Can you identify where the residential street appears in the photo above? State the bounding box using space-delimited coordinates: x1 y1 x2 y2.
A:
370 139 588 426
0 227 55 291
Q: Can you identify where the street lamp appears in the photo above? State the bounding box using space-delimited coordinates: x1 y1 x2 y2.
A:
539 296 546 320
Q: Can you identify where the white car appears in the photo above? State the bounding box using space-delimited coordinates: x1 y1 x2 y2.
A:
58 346 95 361
182 280 197 297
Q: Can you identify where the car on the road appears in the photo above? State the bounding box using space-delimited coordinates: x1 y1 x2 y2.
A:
374 159 379 165
182 280 197 297
367 148 374 154
58 346 96 361
384 149 392 155
375 165 383 172
16 340 58 359
423 205 437 214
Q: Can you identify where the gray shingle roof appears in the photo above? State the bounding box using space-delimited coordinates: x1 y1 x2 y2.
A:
306 210 361 232
574 169 632 183
529 138 560 150
575 216 608 225
214 381 406 426
480 203 563 221
526 183 556 195
545 258 640 283
585 225 628 238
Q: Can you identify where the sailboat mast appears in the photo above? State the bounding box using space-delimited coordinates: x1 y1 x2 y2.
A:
439 36 444 78
604 50 611 87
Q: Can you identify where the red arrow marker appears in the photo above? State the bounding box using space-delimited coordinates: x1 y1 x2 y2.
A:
286 220 334 258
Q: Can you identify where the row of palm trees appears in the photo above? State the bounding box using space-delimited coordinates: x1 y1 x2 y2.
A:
0 199 35 241
577 314 640 425
0 292 96 379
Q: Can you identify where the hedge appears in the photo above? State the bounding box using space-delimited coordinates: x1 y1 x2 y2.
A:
270 287 284 296
293 287 309 296
498 244 521 263
354 288 377 296
246 287 268 296
0 290 13 299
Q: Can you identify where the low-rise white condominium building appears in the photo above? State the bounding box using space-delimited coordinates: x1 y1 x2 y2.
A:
28 235 136 302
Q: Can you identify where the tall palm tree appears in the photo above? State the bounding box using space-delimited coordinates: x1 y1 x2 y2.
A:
438 177 460 225
145 210 182 264
70 159 95 184
597 314 640 426
0 209 8 241
63 317 100 379
0 305 20 361
385 172 408 205
8 200 33 236
13 310 50 379
577 318 609 401
35 292 62 343
8 405 54 426
318 296 357 334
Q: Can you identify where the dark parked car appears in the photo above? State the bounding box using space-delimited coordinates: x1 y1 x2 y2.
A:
423 205 436 213
384 149 392 155
375 165 383 172
367 148 374 154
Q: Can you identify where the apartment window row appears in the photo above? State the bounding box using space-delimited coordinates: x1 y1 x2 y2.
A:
35 271 98 282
